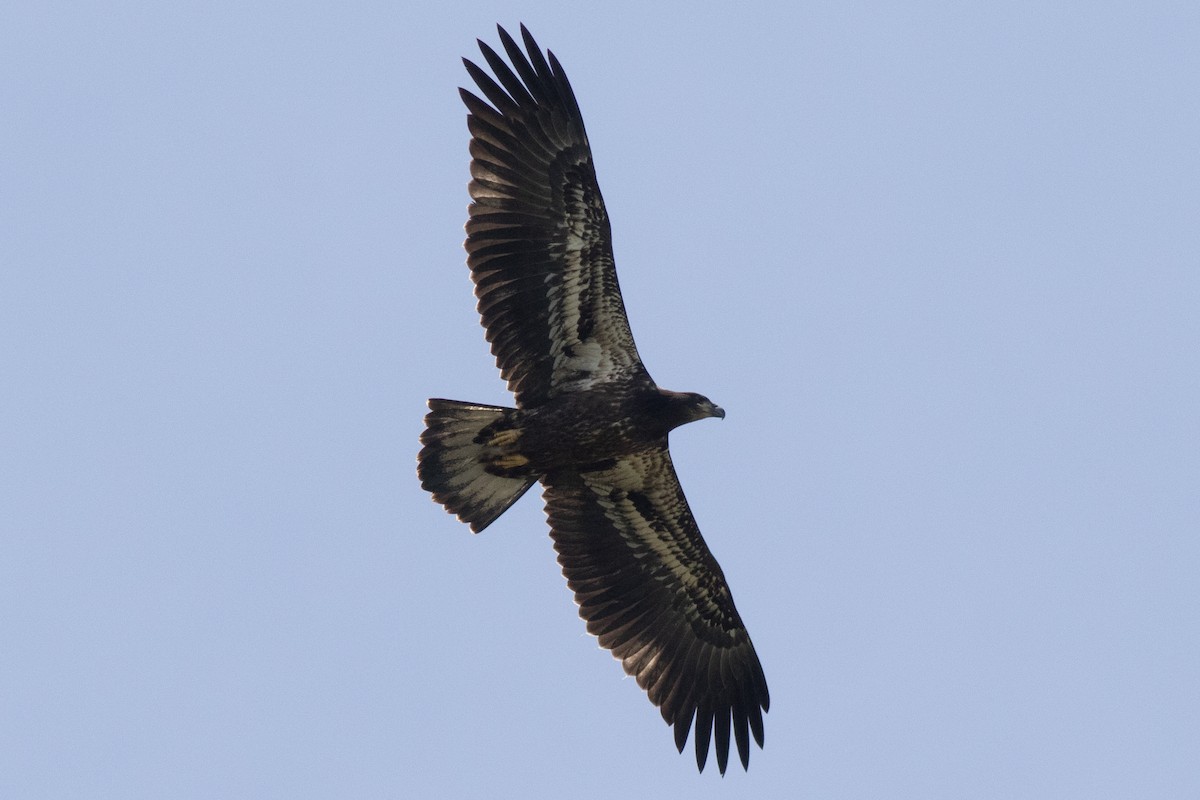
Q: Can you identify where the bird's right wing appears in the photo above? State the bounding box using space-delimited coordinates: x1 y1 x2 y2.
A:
461 25 648 407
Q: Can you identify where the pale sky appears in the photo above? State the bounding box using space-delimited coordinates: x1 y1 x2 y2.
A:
3 2 1198 798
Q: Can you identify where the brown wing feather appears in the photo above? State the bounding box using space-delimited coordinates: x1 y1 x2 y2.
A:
542 448 769 774
462 25 646 407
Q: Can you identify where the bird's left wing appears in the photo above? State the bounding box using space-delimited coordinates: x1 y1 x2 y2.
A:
541 448 769 774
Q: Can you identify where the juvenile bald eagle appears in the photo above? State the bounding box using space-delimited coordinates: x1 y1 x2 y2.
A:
417 24 769 774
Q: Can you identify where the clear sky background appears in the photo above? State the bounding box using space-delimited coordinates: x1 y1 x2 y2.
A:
3 2 1198 798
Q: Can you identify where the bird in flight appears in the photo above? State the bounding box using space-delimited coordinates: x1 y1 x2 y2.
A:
418 24 768 774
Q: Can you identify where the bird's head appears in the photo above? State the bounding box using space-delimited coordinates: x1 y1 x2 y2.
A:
656 389 725 429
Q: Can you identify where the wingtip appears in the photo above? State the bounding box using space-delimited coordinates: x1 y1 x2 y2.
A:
490 22 536 51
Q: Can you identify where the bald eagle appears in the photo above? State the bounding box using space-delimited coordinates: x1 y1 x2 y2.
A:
418 24 769 774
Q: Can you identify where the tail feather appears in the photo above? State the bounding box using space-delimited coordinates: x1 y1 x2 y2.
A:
418 399 537 532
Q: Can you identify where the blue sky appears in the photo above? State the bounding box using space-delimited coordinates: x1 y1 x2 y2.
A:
3 2 1198 797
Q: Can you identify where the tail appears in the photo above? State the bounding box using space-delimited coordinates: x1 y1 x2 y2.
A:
417 399 538 533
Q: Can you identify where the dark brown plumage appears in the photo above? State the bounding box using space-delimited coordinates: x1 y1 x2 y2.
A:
417 24 768 774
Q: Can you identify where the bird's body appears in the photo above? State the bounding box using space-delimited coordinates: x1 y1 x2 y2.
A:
418 25 768 774
482 383 724 474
